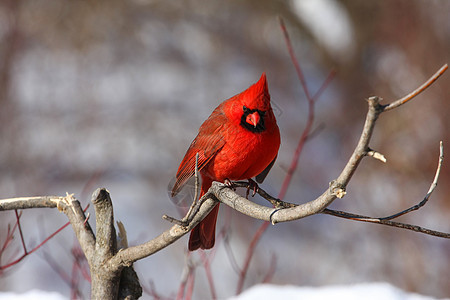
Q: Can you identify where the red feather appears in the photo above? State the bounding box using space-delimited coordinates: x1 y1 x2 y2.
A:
172 73 280 251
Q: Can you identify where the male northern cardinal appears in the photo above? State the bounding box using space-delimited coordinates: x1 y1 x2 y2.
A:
171 73 280 251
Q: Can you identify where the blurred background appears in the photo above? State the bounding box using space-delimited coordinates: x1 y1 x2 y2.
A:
0 0 449 298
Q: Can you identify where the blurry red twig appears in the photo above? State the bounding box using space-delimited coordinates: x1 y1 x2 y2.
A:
278 17 336 200
186 199 232 299
0 220 19 268
235 17 335 295
71 244 91 281
14 210 26 253
141 280 170 300
176 252 196 300
0 204 89 271
198 251 217 300
1 217 69 270
41 244 86 299
278 17 312 101
185 270 195 300
235 221 269 294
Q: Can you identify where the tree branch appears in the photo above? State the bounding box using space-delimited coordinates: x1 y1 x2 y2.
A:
56 194 96 265
0 196 60 210
0 62 447 298
107 196 218 268
321 209 449 239
383 64 448 111
320 141 448 239
197 65 449 238
90 188 120 299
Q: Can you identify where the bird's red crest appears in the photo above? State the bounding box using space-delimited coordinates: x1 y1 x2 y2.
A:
240 72 271 111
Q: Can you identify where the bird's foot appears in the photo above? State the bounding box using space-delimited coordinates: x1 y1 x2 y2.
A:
246 178 259 199
224 178 236 191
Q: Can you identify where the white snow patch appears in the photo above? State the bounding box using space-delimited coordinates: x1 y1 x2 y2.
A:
0 290 66 300
229 282 445 300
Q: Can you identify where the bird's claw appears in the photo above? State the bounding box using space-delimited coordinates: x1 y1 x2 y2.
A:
224 178 236 190
246 179 259 199
224 178 259 199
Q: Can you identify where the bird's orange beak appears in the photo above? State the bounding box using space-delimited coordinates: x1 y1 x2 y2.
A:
247 112 260 128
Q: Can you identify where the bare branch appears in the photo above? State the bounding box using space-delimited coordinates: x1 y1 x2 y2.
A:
57 194 96 265
321 141 446 238
15 210 26 254
278 16 312 101
185 153 201 222
383 64 448 112
380 141 443 220
199 64 449 238
0 196 60 211
210 139 449 238
107 195 218 268
0 194 95 271
163 152 203 227
321 209 450 239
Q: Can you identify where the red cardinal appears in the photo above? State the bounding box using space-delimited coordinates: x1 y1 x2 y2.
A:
171 73 280 251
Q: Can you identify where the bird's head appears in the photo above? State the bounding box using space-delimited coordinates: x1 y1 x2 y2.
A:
226 73 274 133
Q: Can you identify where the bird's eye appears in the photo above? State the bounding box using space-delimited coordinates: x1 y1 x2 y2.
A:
243 105 249 112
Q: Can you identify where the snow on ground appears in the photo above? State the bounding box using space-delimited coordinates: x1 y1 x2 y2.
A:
1 282 448 299
0 290 66 300
229 282 448 300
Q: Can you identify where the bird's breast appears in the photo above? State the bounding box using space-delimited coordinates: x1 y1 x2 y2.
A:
203 124 280 182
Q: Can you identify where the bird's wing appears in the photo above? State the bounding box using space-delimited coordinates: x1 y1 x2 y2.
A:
171 109 227 196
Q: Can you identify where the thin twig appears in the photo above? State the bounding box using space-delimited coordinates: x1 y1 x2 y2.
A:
380 141 443 220
164 153 203 227
186 153 201 221
0 204 89 270
161 214 187 227
194 153 200 202
278 16 312 101
211 140 449 238
177 251 194 300
186 270 195 300
383 64 448 111
195 222 230 299
321 209 450 239
236 221 269 295
15 210 27 254
41 249 84 299
199 251 217 300
0 222 19 267
321 141 447 238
